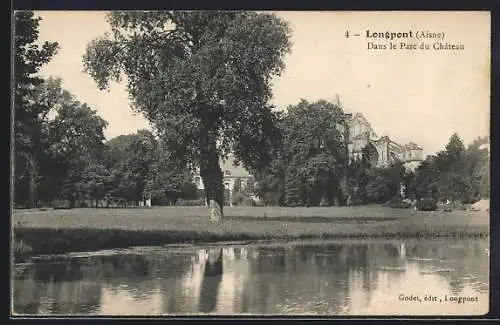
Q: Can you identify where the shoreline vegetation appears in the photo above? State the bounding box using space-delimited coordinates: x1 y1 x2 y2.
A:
12 206 489 262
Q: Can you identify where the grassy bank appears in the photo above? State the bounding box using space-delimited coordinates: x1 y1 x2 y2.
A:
12 206 489 260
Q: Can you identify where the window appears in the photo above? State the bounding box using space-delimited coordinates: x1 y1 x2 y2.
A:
194 177 201 186
225 170 231 176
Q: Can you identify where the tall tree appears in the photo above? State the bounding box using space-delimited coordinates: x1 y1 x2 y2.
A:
106 130 157 204
48 100 108 207
77 162 113 207
34 77 78 203
83 11 291 219
281 99 349 206
253 112 286 206
14 11 59 207
445 133 466 161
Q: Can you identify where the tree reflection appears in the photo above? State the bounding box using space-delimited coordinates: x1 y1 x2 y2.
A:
198 248 223 313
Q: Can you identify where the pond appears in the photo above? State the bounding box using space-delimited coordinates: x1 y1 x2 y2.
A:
12 238 489 316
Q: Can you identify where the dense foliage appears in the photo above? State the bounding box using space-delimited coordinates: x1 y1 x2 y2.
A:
406 134 489 204
13 12 196 209
82 11 292 217
14 11 59 208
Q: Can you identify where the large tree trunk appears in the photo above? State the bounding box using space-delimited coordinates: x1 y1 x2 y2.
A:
199 137 224 221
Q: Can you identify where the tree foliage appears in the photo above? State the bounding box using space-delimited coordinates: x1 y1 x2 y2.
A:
144 142 197 205
254 99 349 207
408 134 489 204
14 11 59 207
105 130 157 202
83 11 292 217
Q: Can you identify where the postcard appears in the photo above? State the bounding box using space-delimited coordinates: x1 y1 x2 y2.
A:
11 10 490 317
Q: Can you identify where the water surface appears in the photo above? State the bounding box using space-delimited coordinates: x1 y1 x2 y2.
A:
13 238 489 316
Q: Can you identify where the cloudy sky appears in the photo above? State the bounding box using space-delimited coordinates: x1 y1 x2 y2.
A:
34 11 490 156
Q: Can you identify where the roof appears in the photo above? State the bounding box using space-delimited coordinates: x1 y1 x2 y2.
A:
406 142 422 150
220 157 251 178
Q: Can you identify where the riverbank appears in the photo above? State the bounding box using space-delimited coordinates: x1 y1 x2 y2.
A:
12 206 489 260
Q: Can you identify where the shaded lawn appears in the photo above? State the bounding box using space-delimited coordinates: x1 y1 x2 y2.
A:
12 206 489 258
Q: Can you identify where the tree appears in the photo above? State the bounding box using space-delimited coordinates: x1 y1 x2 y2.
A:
345 156 370 205
281 99 349 206
445 133 465 161
409 156 441 200
465 136 490 200
83 11 292 219
364 162 405 204
47 99 108 207
408 133 489 204
253 112 286 206
365 169 392 203
106 130 157 204
14 11 59 207
32 77 79 204
77 162 113 207
144 144 197 205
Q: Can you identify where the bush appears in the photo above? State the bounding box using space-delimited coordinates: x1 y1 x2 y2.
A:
450 201 467 210
262 192 282 206
385 198 412 209
416 197 438 211
13 239 33 258
346 196 363 206
50 199 71 209
384 197 412 209
319 197 330 207
176 199 206 206
242 197 256 207
254 199 266 207
231 192 255 207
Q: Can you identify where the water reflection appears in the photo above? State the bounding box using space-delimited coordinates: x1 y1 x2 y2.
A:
13 239 489 316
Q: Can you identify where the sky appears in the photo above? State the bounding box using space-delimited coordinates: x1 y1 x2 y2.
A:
33 11 490 157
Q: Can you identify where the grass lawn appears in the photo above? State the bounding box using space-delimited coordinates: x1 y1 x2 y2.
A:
12 205 490 259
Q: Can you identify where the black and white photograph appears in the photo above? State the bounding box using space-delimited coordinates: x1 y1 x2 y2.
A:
11 10 490 316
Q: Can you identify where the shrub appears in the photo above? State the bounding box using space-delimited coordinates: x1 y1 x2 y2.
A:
51 199 71 209
242 197 256 207
417 197 438 211
231 192 255 206
450 201 467 210
176 199 206 206
319 197 330 207
13 239 33 257
387 201 411 209
384 197 412 209
254 199 265 207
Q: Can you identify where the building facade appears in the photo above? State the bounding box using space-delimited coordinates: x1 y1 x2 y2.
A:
345 112 423 169
193 157 253 206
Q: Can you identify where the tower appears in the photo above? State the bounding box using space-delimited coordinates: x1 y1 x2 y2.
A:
335 93 341 107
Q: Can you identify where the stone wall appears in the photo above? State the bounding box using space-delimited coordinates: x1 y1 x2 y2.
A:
346 112 423 167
